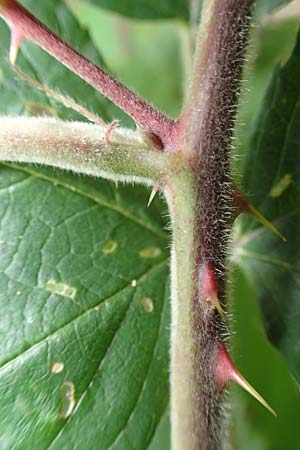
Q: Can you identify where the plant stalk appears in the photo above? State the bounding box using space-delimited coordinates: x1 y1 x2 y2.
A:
168 1 254 449
0 117 170 184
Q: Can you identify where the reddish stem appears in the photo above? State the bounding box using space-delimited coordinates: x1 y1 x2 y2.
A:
0 0 177 149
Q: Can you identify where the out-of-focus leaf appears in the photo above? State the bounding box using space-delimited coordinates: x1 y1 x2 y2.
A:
235 20 299 173
82 0 292 24
235 32 300 382
255 0 291 16
81 0 189 21
148 409 170 450
68 0 184 118
230 269 300 450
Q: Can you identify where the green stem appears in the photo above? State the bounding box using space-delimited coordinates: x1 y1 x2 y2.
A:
166 1 255 449
166 170 229 450
165 172 196 450
0 117 170 184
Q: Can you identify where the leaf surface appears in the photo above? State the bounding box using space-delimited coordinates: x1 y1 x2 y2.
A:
83 0 293 22
255 0 291 15
82 0 189 21
0 1 170 448
236 32 300 382
230 269 300 450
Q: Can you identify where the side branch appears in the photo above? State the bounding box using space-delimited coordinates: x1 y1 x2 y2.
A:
0 0 177 149
0 117 170 184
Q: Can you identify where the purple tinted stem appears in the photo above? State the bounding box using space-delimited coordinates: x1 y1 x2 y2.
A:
0 0 177 148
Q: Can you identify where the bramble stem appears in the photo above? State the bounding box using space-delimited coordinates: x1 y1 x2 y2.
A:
0 0 177 148
165 172 197 450
0 117 171 184
168 1 254 449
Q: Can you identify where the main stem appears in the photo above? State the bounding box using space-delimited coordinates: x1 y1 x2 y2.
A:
167 1 254 449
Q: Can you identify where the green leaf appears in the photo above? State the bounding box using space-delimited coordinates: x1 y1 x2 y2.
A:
230 269 300 450
82 0 292 23
236 32 300 382
82 0 189 21
0 164 170 449
255 0 291 16
0 1 170 448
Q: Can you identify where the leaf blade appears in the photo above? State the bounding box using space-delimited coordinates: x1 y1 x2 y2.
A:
0 163 170 449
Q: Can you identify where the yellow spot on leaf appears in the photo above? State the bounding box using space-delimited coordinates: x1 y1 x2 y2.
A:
139 246 161 259
51 362 64 374
141 297 154 313
46 280 77 299
270 173 292 198
101 240 118 254
60 382 75 419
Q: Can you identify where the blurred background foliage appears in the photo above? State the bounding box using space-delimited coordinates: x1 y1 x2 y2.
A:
66 1 300 448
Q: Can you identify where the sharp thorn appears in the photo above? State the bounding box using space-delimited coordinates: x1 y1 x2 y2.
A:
202 262 225 316
147 186 158 207
212 292 225 317
247 204 286 242
231 367 277 417
9 28 23 65
233 186 286 242
216 343 277 417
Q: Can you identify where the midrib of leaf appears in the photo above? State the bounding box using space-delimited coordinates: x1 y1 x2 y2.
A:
0 260 167 372
2 163 168 240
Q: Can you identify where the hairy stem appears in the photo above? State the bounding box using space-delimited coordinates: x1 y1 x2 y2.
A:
0 117 171 184
165 172 197 450
0 0 176 148
169 1 254 449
